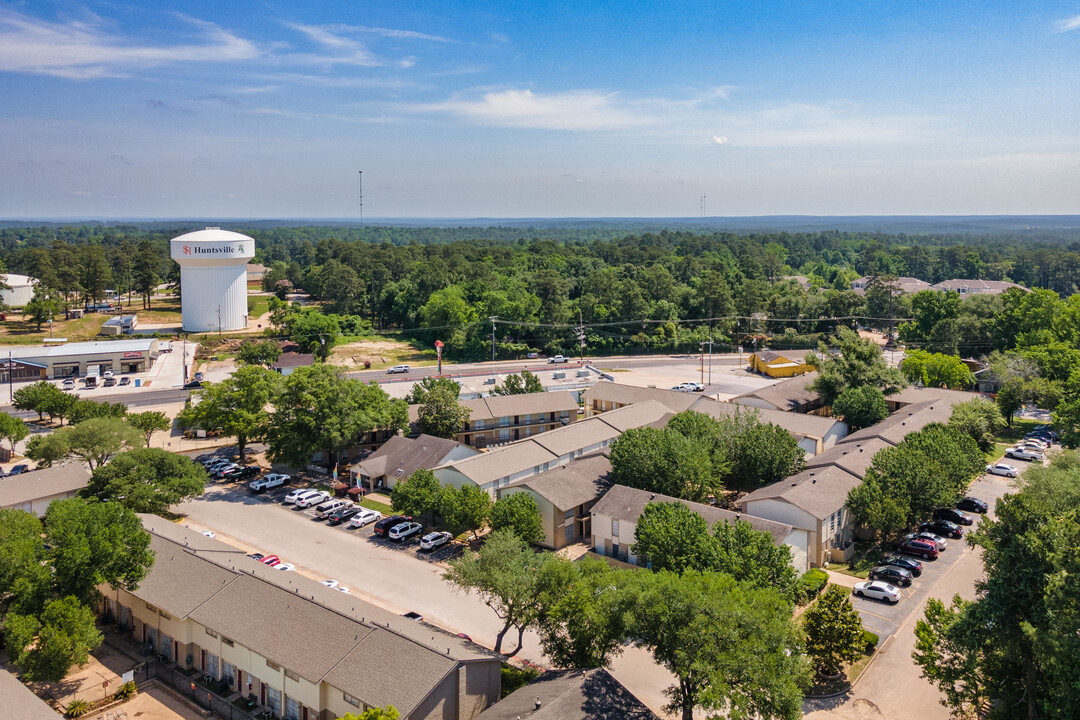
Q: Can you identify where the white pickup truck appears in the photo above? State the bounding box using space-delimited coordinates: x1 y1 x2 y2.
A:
548 355 569 364
249 473 290 493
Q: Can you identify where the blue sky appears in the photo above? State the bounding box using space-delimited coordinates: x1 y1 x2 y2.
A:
2 1 1079 218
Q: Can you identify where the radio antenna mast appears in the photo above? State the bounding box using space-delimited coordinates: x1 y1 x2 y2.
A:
358 170 364 225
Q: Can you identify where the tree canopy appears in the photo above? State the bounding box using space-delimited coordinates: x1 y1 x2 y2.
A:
490 370 544 395
84 448 207 514
416 385 470 439
25 417 142 471
831 385 889 431
489 492 546 544
806 327 906 404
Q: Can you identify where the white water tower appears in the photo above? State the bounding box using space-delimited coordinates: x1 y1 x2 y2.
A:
170 228 255 332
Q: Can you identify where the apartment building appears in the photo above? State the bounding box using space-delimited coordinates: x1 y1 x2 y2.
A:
102 518 500 720
457 391 579 447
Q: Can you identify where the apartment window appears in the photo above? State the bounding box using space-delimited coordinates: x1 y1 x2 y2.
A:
611 519 620 537
521 413 532 424
499 428 510 441
564 508 574 520
284 668 299 682
206 652 219 678
285 696 301 720
565 525 575 542
205 628 218 639
343 693 360 707
474 418 486 430
499 416 511 427
266 659 281 671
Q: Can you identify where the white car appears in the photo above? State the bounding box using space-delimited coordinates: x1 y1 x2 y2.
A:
295 491 331 508
102 370 114 379
249 473 289 492
986 463 1019 478
853 580 901 604
200 530 215 538
420 531 452 551
320 579 340 589
547 355 569 364
61 378 76 390
1019 437 1049 449
283 488 313 504
388 521 423 541
1006 447 1044 462
348 508 383 529
335 586 351 594
386 364 411 374
275 563 295 572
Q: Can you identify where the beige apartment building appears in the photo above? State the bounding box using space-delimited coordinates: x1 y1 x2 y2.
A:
456 391 580 448
102 518 500 720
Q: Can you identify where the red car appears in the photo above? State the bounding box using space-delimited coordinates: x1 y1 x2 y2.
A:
894 538 939 560
259 555 280 566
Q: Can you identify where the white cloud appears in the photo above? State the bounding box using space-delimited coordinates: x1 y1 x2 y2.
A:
1055 13 1080 31
283 23 382 66
0 9 261 79
712 135 729 145
332 24 458 44
412 88 656 130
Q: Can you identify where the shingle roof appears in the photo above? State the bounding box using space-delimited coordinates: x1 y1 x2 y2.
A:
504 453 612 510
475 668 658 720
688 397 842 441
0 464 90 508
838 400 957 446
530 419 621 457
462 391 579 420
592 400 674 432
131 522 494 717
753 349 804 365
0 667 61 719
582 383 700 414
592 484 794 545
930 279 1022 294
804 438 892 479
351 434 468 481
444 441 559 486
881 386 975 409
272 352 314 369
4 339 157 360
730 372 822 411
740 465 862 520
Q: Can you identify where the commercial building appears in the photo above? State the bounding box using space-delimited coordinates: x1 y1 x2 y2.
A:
0 339 160 381
748 350 814 378
1 273 36 307
170 228 255 332
104 518 501 720
99 314 138 336
0 464 91 517
495 452 612 549
591 484 808 573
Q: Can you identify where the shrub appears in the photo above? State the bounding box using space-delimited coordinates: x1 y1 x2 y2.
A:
113 681 137 700
797 568 829 603
500 663 540 699
65 699 91 718
862 629 880 653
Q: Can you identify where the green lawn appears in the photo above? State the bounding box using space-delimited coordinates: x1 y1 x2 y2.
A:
248 295 271 318
360 497 394 515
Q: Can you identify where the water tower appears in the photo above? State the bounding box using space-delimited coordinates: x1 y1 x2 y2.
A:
169 228 255 332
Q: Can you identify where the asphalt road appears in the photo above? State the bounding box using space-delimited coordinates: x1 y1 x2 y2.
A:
1 386 194 418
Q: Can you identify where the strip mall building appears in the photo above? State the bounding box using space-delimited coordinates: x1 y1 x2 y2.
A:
0 339 160 382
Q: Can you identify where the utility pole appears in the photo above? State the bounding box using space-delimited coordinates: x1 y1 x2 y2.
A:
699 342 705 384
7 350 12 404
489 316 497 363
217 305 222 336
574 309 586 363
700 337 714 385
183 334 188 383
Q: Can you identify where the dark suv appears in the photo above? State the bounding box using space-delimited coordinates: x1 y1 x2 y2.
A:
920 519 963 539
373 515 410 537
222 465 261 482
868 565 913 587
933 508 973 526
895 538 939 560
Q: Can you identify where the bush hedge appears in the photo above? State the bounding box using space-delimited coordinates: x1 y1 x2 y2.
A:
862 629 880 653
797 568 830 602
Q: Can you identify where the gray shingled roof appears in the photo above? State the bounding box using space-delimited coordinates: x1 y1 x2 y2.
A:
582 383 700 414
475 668 658 720
804 438 892 480
272 352 315 369
688 397 842 440
730 372 822 411
839 400 958 446
592 484 793 545
351 433 467 480
740 465 862 520
530 418 620 457
930 279 1022 293
592 400 674 432
462 391 579 420
444 440 559 486
0 668 61 719
0 464 90 508
504 453 612 510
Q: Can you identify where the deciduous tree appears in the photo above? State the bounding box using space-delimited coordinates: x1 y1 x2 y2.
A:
831 385 889 431
0 411 28 452
900 350 975 389
803 585 865 677
26 417 141 471
84 448 206 514
5 596 103 682
180 366 282 458
127 410 171 447
949 398 1007 451
806 327 906 404
389 469 442 521
405 376 461 404
416 385 470 439
237 340 282 367
489 492 546 545
490 370 544 395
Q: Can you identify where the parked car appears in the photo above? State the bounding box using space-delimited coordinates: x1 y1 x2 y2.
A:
294 491 331 509
373 515 410 537
420 531 453 551
386 364 411 374
957 496 989 514
61 378 76 390
246 553 264 561
986 463 1019 478
921 519 963 539
934 508 974 526
1017 437 1049 449
894 538 939 560
210 463 240 478
320 579 340 589
1006 447 1044 462
221 465 260 482
259 555 280 566
868 565 913 587
194 371 204 381
853 580 901 604
388 521 423 542
200 530 215 538
326 505 362 526
119 377 131 386
183 380 202 389
335 586 351 594
314 499 350 519
202 457 231 468
284 488 317 505
548 355 569 364
102 371 114 379
910 531 948 551
275 563 295 572
880 554 923 577
6 464 30 476
348 508 383 529
249 474 289 492
103 377 117 387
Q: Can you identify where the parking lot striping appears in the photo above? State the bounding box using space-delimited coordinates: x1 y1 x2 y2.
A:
855 607 895 622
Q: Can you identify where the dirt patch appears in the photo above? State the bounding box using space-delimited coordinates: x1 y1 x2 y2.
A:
857 330 889 347
328 338 430 369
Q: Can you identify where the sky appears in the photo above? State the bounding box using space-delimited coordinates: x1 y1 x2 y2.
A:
2 1 1080 219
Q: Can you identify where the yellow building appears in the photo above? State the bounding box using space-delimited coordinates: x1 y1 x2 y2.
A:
749 350 813 378
102 517 500 720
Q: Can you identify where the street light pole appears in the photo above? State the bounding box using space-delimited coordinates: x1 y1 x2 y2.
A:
489 316 497 363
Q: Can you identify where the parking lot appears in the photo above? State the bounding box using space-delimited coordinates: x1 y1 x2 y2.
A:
847 469 1016 640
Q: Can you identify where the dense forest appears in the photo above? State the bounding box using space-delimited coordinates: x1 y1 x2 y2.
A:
2 224 1080 362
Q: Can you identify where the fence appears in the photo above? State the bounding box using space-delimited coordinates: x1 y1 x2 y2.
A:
142 661 269 720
